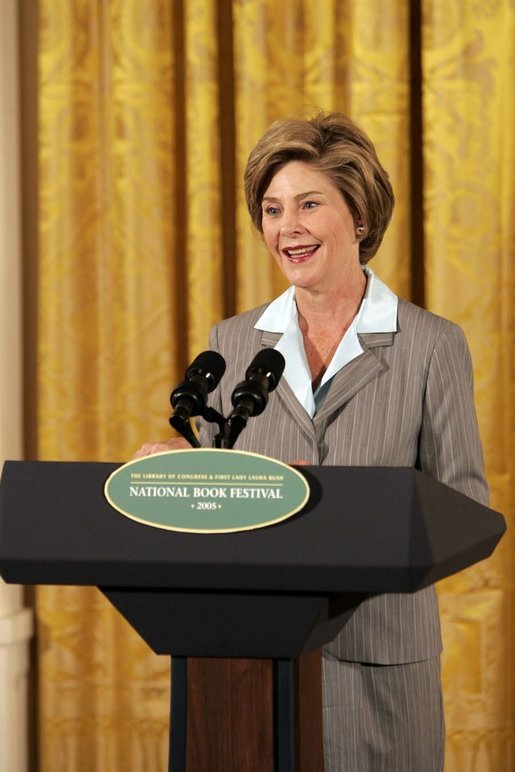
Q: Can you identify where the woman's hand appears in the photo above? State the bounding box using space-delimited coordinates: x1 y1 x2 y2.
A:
132 437 191 459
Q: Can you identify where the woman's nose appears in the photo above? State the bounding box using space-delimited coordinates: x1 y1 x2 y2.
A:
279 209 302 235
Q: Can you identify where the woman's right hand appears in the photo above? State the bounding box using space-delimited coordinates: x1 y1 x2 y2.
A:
132 437 191 459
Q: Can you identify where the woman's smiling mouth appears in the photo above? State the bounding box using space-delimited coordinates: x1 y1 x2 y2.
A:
282 244 320 261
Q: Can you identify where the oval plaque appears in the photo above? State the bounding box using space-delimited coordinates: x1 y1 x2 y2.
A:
104 449 310 533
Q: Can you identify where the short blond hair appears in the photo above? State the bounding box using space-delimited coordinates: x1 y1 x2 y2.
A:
244 112 395 264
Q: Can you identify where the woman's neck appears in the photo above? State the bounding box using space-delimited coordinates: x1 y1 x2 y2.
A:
294 267 368 389
295 267 367 333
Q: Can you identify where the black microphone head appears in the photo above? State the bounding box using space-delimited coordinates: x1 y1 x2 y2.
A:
186 350 226 392
245 348 285 392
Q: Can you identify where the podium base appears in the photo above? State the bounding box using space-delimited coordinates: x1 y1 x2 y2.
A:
169 652 324 772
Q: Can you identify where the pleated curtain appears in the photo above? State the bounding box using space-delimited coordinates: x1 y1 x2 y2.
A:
30 1 514 769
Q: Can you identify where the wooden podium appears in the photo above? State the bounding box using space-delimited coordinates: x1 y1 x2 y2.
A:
0 461 506 771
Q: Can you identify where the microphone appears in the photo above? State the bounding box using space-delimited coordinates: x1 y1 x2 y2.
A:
221 348 285 448
170 351 226 446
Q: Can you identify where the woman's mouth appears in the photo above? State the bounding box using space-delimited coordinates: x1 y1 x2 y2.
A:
282 244 319 262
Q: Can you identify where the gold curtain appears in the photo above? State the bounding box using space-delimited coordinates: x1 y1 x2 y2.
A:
33 1 514 770
422 2 515 766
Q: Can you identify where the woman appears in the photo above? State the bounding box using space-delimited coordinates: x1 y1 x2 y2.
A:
137 112 488 770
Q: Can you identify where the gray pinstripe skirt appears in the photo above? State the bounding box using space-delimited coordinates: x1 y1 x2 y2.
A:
322 651 445 771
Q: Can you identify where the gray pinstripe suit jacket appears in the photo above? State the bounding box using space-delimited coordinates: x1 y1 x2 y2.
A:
198 297 488 665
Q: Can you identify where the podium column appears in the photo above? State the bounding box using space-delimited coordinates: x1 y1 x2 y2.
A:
169 652 324 772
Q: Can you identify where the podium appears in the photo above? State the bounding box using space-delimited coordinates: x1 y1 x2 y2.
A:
0 461 506 771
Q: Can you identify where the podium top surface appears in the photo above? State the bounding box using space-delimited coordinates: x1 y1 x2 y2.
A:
0 461 505 594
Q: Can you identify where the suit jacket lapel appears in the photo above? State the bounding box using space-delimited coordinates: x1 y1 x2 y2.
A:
260 330 316 437
259 329 395 432
315 332 394 422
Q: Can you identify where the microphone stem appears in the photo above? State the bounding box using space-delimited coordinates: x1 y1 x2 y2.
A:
221 400 253 449
169 414 201 448
214 433 233 449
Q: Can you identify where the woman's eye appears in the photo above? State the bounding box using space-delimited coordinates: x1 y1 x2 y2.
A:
264 206 280 216
302 200 319 209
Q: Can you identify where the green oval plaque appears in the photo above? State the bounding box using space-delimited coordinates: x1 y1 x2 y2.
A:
104 449 310 533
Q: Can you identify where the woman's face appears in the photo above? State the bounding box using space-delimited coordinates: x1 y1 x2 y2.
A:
261 160 361 294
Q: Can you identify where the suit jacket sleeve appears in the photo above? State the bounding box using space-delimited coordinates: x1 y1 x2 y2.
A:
418 322 488 505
